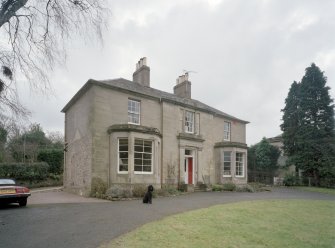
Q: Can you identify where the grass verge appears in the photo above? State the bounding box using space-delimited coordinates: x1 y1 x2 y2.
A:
293 186 335 195
101 200 335 248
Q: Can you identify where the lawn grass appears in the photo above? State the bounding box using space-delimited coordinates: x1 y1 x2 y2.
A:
101 200 335 248
294 186 335 195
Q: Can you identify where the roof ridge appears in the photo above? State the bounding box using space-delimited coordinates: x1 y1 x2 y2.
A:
62 78 249 124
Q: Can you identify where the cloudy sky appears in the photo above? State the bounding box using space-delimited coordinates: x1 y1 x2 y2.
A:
18 0 335 145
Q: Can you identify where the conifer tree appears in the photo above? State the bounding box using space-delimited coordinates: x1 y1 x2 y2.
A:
281 63 335 186
281 81 301 157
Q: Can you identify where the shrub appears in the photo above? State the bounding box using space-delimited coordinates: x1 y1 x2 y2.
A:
246 182 270 192
132 184 147 197
198 183 208 191
283 173 298 186
236 184 255 192
156 185 180 197
37 149 64 174
106 184 132 199
222 182 237 191
212 183 237 192
212 184 224 191
0 162 49 181
178 184 188 192
320 177 335 188
90 177 107 198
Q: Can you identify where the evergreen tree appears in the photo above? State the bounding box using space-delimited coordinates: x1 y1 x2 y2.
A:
280 81 301 157
281 63 335 186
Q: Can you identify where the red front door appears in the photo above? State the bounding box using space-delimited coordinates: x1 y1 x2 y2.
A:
188 158 193 184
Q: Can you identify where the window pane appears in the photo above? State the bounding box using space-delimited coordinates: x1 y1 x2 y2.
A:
119 152 128 159
119 144 128 151
224 152 231 161
134 153 142 159
144 146 152 153
143 153 151 159
118 138 128 173
134 139 152 173
128 100 140 124
235 152 244 176
135 145 143 152
224 122 231 141
185 111 194 133
143 159 152 165
223 151 231 176
134 159 142 165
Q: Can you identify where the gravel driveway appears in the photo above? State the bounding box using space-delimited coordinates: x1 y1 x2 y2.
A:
29 187 109 204
1 187 334 248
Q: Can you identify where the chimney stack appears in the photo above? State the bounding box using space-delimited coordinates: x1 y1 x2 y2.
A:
173 72 191 99
133 57 150 87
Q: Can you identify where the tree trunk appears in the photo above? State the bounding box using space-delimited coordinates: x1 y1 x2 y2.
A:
313 170 320 187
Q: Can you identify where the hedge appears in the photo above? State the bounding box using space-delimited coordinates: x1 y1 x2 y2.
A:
37 149 63 174
0 162 50 181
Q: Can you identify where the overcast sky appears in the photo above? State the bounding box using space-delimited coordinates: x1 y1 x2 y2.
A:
18 0 335 145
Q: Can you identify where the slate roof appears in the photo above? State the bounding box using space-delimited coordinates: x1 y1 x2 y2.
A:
61 78 248 124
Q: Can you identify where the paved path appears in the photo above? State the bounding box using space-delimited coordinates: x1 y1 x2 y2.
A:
1 187 334 248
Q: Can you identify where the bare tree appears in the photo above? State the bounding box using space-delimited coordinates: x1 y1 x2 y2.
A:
0 0 109 119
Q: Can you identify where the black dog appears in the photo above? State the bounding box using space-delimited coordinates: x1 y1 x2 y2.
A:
143 185 154 204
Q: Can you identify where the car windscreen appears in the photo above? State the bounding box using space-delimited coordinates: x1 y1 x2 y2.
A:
0 179 16 185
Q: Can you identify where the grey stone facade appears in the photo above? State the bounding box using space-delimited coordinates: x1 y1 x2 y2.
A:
62 59 249 196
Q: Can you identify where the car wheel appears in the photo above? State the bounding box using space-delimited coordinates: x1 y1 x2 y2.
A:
19 198 27 207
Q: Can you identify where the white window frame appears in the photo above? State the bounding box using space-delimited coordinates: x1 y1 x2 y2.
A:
128 99 140 125
185 111 195 133
118 138 128 174
235 152 244 177
223 151 232 177
224 121 231 141
134 139 153 174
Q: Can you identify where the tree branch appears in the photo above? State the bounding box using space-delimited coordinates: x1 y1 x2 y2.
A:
0 0 28 28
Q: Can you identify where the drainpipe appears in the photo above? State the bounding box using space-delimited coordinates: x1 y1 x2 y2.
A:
63 114 67 188
160 98 163 188
108 133 111 188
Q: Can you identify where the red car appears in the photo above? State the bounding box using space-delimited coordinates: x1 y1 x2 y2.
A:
0 179 31 207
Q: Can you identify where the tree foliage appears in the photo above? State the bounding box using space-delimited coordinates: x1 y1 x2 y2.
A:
248 138 280 171
248 137 280 184
281 63 335 186
281 81 300 157
0 124 8 162
37 149 63 174
7 123 50 162
3 122 63 163
0 0 109 119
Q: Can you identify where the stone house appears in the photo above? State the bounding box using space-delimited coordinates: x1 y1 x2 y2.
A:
61 58 249 196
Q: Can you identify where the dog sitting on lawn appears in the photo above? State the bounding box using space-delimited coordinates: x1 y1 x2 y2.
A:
143 185 154 204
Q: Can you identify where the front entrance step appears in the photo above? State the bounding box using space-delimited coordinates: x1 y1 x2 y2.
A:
194 183 210 192
179 184 194 192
